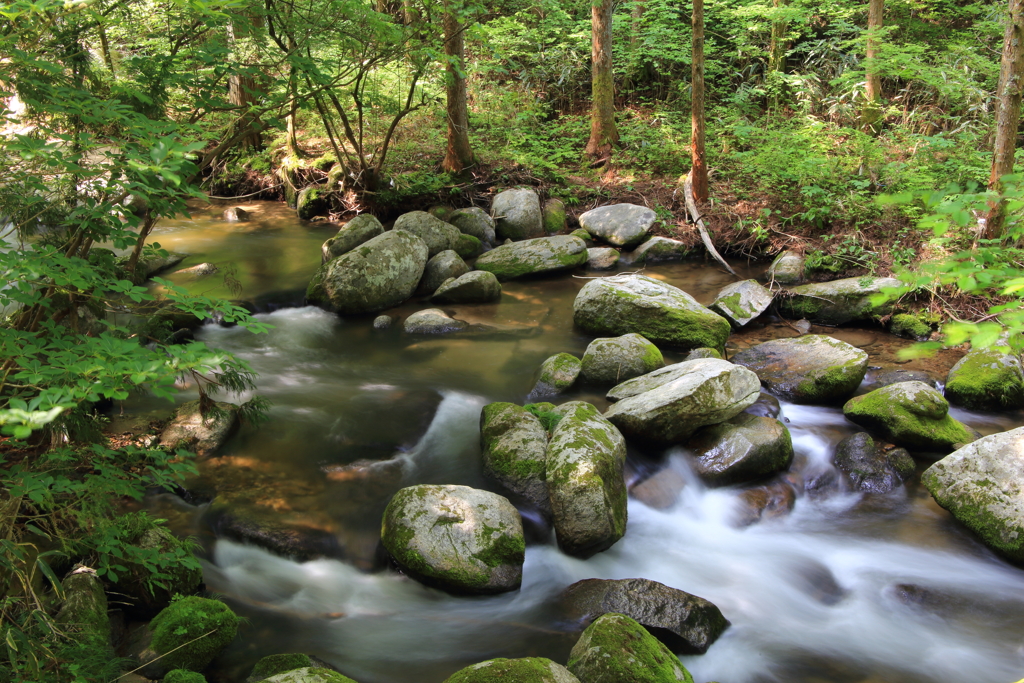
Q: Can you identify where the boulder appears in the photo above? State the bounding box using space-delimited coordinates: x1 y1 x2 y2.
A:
372 315 393 330
573 274 731 350
710 279 774 328
431 271 502 304
444 658 579 683
843 381 979 452
944 344 1024 411
606 363 695 402
780 277 904 325
175 262 218 277
403 309 469 335
248 654 314 682
735 479 798 526
579 204 656 248
743 392 781 419
833 432 915 493
480 403 551 516
149 597 239 672
684 347 722 361
420 250 469 293
120 526 202 615
306 230 429 315
474 235 588 281
580 333 664 385
428 205 454 222
454 233 482 259
922 427 1024 562
223 207 249 222
731 335 868 404
603 358 760 444
321 214 384 263
690 413 794 486
528 352 582 399
492 188 544 241
587 247 620 270
567 613 694 683
56 570 110 650
159 400 239 457
263 668 357 683
628 237 691 264
543 198 568 234
448 207 494 242
560 578 729 655
546 402 627 557
297 186 329 220
393 211 461 257
767 251 804 284
381 485 524 594
865 368 939 391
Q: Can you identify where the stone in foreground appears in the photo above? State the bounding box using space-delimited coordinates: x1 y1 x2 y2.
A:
579 203 656 248
567 613 694 683
731 335 868 404
573 274 731 350
690 413 794 486
843 381 979 453
560 578 729 655
474 235 588 281
322 214 384 263
834 432 915 493
580 333 664 385
922 426 1024 563
430 271 502 304
529 352 582 399
603 358 760 444
492 188 544 241
944 344 1024 411
710 279 774 328
480 403 551 516
159 400 239 457
393 211 461 257
780 277 904 325
444 658 579 683
381 484 525 594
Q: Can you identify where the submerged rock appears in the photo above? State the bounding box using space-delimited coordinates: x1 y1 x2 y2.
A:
922 426 1024 563
780 277 904 325
394 211 461 257
420 250 469 293
743 392 781 418
628 236 691 264
175 262 218 276
159 400 239 457
734 479 798 526
579 203 656 248
474 235 588 280
767 251 804 284
731 335 868 404
223 206 250 222
710 279 774 327
372 315 394 330
690 413 794 486
587 247 620 270
529 352 582 399
580 333 664 385
430 271 502 304
833 432 915 493
944 344 1024 411
843 381 979 452
629 467 687 510
573 274 731 350
381 484 525 594
480 403 551 516
322 214 384 263
560 578 729 654
567 613 694 683
403 309 469 335
444 658 579 683
449 206 495 243
492 188 544 241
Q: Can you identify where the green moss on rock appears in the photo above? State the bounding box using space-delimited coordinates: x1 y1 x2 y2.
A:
890 313 931 340
165 671 208 683
150 597 239 671
567 613 694 683
444 657 579 683
844 381 978 452
250 654 314 681
945 345 1024 411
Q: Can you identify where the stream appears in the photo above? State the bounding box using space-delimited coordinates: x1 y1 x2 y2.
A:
140 200 1024 683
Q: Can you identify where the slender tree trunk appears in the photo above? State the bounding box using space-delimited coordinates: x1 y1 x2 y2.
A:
227 18 263 151
861 0 884 131
987 0 1024 239
691 0 708 203
441 10 474 172
585 0 618 158
767 0 787 112
285 37 301 157
97 25 115 77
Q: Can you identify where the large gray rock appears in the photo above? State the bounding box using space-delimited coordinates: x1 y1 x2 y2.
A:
710 279 774 327
690 413 794 486
843 381 979 452
529 353 582 399
922 426 1024 562
306 230 428 314
403 308 469 335
573 274 731 350
492 188 544 241
560 578 729 654
444 658 579 683
480 403 551 516
474 235 588 281
731 335 869 404
780 277 904 325
448 207 494 243
628 237 691 264
581 333 664 385
159 400 239 457
606 362 699 402
587 247 620 270
380 484 525 594
420 250 469 293
834 432 915 493
567 613 694 683
944 344 1024 411
603 358 760 444
322 214 384 263
546 402 627 558
431 271 502 304
579 204 656 248
393 211 461 257
767 251 804 284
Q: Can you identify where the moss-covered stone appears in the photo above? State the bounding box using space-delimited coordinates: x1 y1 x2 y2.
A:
431 271 502 304
120 525 202 614
393 211 461 257
493 188 544 241
567 613 694 683
444 657 580 683
297 186 329 220
844 381 979 452
709 280 774 328
449 207 495 242
480 403 550 515
731 335 868 404
55 571 110 650
454 233 482 259
474 235 588 281
683 347 722 361
944 345 1024 411
263 667 359 683
321 214 385 263
529 352 582 399
249 654 314 681
150 597 239 671
628 236 692 264
166 671 208 683
889 313 931 340
579 204 656 248
158 400 240 457
570 228 591 241
581 333 664 385
542 198 568 234
780 277 905 325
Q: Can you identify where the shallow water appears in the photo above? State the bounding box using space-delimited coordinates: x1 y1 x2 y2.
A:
143 201 1024 683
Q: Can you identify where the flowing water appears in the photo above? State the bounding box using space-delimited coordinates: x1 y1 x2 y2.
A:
141 201 1024 683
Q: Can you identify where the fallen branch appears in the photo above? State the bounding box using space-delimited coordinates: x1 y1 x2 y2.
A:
682 169 738 278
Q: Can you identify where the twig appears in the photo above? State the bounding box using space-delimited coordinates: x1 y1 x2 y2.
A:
207 183 284 200
682 170 738 278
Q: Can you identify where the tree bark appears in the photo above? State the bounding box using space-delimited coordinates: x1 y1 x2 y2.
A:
585 0 618 158
441 9 474 172
987 0 1024 239
861 0 884 131
691 0 708 203
227 18 263 151
767 0 787 112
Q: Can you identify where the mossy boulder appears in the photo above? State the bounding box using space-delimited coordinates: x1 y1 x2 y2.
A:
889 313 932 341
455 233 482 259
420 250 470 293
606 363 699 402
449 206 495 243
393 211 461 257
570 228 592 242
444 658 580 683
474 235 588 281
431 271 502 304
587 247 620 270
690 413 794 486
296 186 329 220
166 671 207 683
560 578 729 655
843 381 979 453
55 570 110 650
710 279 774 328
579 204 656 248
321 214 384 263
628 237 691 264
546 402 627 558
573 274 731 350
922 426 1024 562
158 400 240 457
684 347 722 361
834 432 916 493
306 230 429 315
492 188 544 241
150 597 239 671
248 653 313 682
381 484 525 594
731 335 868 404
480 403 551 516
780 277 904 325
529 352 582 400
428 205 454 221
543 198 568 234
263 668 358 683
581 333 664 385
944 344 1024 411
767 251 804 285
567 613 694 683
603 358 761 444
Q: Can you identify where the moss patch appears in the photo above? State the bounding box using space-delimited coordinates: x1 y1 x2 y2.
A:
250 653 314 680
150 597 239 671
844 382 975 452
945 347 1024 410
165 671 208 683
567 613 694 683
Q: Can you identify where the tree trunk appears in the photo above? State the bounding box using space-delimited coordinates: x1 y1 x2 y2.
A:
441 10 474 172
585 0 618 158
987 0 1024 239
767 0 787 112
861 0 884 132
691 0 708 203
227 18 263 151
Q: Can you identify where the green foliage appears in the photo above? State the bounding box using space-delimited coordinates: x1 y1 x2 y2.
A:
151 596 240 671
523 403 563 431
165 671 208 683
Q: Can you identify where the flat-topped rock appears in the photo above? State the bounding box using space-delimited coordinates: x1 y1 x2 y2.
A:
628 237 691 263
710 279 774 327
474 235 587 280
403 309 469 334
579 204 656 248
780 277 904 325
731 335 869 404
